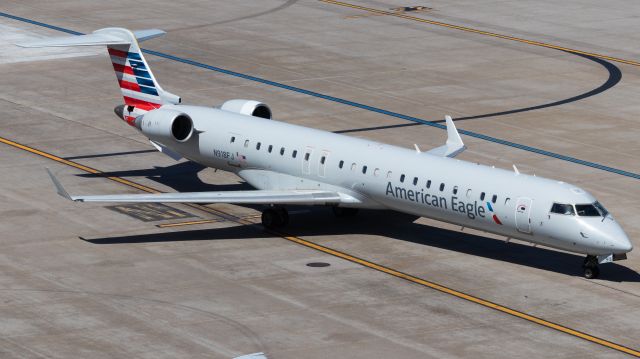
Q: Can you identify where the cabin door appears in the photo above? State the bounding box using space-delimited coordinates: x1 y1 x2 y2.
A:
515 197 533 233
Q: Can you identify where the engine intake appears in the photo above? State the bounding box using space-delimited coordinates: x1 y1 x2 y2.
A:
219 99 272 119
171 114 193 142
136 109 194 143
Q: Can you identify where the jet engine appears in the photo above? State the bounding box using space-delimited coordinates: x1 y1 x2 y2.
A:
219 99 272 119
136 109 194 143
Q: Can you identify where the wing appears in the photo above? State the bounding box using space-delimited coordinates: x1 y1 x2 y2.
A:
46 169 345 205
426 115 466 158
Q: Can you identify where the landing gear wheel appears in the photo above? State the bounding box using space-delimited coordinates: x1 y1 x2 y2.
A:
583 266 600 279
261 208 278 229
332 207 359 217
276 207 289 227
261 207 289 229
582 255 600 279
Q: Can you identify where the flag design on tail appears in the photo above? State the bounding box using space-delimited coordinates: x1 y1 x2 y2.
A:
108 45 163 124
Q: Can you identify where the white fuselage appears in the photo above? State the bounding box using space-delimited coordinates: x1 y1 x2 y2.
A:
145 105 632 257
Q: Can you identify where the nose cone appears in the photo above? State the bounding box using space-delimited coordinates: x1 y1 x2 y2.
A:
607 222 633 254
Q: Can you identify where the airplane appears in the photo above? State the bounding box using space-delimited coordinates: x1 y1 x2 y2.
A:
19 27 633 279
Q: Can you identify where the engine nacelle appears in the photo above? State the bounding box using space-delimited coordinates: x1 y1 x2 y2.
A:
136 109 194 143
219 99 272 119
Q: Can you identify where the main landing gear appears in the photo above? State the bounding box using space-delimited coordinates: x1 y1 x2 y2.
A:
582 255 600 279
261 207 289 229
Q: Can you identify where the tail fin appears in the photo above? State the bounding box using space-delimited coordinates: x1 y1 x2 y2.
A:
18 28 180 124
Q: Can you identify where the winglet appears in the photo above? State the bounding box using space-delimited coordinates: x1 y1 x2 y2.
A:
426 115 466 158
46 168 75 201
445 116 464 148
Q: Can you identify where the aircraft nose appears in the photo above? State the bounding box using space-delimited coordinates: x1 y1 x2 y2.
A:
608 223 633 254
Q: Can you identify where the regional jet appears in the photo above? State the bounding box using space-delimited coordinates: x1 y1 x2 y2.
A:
19 28 633 279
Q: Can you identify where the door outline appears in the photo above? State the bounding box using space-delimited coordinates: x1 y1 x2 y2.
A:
515 197 533 233
318 150 330 177
303 147 314 175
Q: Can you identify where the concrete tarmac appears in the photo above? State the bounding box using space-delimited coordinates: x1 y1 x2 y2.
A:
0 1 639 358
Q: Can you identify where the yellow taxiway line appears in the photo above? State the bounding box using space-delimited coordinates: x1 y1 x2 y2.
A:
320 0 640 67
1 135 638 357
157 215 261 228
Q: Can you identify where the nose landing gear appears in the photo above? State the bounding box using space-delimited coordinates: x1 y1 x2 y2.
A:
582 255 600 279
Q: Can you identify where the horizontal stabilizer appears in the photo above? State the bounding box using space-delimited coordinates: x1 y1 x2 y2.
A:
426 115 466 158
46 170 348 205
17 28 165 48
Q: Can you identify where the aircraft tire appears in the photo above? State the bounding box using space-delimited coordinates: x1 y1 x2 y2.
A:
276 207 289 227
583 266 600 279
261 208 279 229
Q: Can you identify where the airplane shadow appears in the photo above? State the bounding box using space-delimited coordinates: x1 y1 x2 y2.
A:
78 161 252 192
77 161 639 282
83 198 640 283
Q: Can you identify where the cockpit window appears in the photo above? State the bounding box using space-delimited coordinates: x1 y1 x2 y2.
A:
575 204 600 217
550 203 575 215
575 202 609 217
594 201 609 217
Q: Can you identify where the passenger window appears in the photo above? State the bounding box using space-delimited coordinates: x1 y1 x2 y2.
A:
339 160 344 169
480 192 485 201
362 166 367 174
256 142 261 150
268 145 273 153
413 177 418 186
426 180 431 189
466 189 473 198
387 171 393 178
504 197 511 206
351 163 357 171
304 152 310 161
230 136 235 143
492 195 497 203
400 174 405 183
439 183 445 192
550 203 575 215
244 140 249 148
292 150 297 158
321 156 326 164
374 168 380 177
280 147 285 155
453 186 458 195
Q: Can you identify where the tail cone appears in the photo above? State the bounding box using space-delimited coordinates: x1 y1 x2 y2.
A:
114 105 125 120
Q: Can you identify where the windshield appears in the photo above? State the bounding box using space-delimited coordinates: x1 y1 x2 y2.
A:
575 203 602 217
550 203 575 215
593 201 609 217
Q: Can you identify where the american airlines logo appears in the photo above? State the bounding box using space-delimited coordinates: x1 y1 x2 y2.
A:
385 182 491 221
